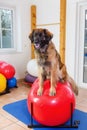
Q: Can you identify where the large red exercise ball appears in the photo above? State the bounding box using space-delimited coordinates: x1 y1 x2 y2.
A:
7 77 17 88
0 64 15 79
0 73 6 93
27 59 38 77
27 79 75 126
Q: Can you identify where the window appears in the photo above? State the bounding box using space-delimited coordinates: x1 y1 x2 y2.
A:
76 2 87 87
0 7 15 52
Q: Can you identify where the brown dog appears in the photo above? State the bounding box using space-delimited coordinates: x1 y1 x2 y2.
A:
29 28 78 96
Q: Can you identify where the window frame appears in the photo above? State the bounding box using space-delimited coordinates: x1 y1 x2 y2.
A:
0 5 17 53
76 2 87 88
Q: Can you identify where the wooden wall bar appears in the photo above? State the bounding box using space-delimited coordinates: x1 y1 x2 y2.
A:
37 22 60 27
31 5 36 59
60 0 66 63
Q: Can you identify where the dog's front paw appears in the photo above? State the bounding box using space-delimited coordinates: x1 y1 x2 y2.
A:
49 87 56 96
37 88 43 96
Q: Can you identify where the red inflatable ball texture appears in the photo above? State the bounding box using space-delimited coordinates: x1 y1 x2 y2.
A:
27 79 75 126
0 61 7 67
0 61 15 79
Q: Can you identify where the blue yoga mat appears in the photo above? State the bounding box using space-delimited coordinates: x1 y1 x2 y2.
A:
3 99 87 130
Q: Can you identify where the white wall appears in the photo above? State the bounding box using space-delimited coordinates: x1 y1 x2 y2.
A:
66 0 78 79
0 0 31 79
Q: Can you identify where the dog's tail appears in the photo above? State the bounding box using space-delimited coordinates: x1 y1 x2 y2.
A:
66 74 78 96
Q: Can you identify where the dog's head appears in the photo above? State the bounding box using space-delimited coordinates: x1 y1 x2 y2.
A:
29 28 53 52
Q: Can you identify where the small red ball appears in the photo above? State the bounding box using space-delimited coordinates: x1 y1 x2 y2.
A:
27 79 75 126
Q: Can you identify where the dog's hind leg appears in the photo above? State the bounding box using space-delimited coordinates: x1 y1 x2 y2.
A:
66 75 78 96
58 65 78 96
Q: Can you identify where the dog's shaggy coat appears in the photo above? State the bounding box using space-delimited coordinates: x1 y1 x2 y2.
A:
29 28 78 96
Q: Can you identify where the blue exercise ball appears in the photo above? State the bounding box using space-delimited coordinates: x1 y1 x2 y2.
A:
7 77 17 88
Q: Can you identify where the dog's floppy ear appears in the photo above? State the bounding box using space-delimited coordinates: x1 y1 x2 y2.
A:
44 29 53 41
29 30 34 43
